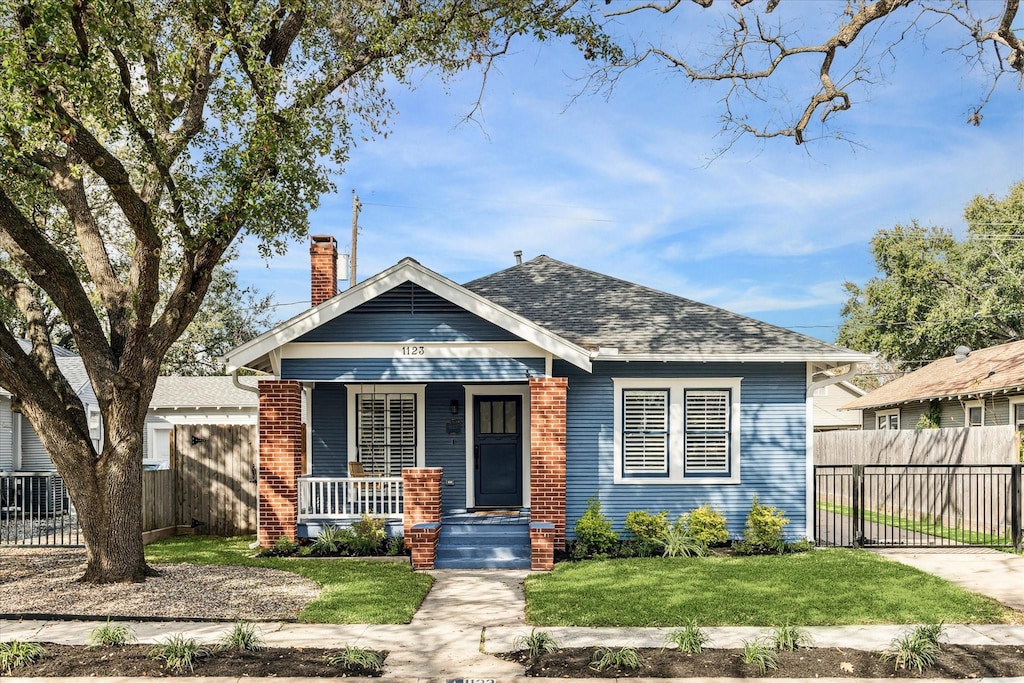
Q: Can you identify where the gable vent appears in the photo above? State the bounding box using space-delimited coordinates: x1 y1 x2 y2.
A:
349 282 460 315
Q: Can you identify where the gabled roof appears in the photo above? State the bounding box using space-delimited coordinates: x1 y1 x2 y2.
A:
222 258 593 373
0 345 92 400
465 256 869 363
843 340 1024 411
151 376 259 409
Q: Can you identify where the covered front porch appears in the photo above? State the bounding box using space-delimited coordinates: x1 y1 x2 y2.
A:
258 376 567 570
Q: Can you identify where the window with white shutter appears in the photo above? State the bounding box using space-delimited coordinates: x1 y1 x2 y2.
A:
613 378 741 485
622 389 669 476
355 392 418 475
684 390 731 475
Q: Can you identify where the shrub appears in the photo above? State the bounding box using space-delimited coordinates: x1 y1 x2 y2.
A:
625 510 669 555
384 536 405 556
513 629 559 658
0 640 46 674
590 646 643 672
770 623 810 651
328 645 383 673
310 525 352 556
149 634 210 673
573 498 618 557
664 619 707 654
348 515 386 555
687 504 730 547
738 496 789 554
88 620 134 647
880 625 944 672
661 516 707 557
219 622 263 652
257 535 300 557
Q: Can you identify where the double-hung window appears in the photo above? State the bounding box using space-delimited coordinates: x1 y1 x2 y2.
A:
614 378 741 484
347 385 425 475
875 409 900 430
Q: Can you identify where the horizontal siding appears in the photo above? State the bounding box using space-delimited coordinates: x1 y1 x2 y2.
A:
557 360 808 540
866 396 1020 430
0 399 12 470
20 422 54 471
282 357 545 382
424 384 467 513
310 383 348 477
296 312 522 343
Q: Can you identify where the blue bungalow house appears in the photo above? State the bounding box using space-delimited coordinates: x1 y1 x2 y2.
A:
223 236 870 569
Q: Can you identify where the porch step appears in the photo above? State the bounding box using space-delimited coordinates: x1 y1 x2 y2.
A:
434 522 531 570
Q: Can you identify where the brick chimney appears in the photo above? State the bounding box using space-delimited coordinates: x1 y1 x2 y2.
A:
310 235 338 306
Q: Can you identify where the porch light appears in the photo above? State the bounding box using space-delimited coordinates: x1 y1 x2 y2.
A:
450 399 459 415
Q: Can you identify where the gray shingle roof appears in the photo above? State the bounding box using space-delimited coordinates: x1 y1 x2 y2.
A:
464 255 856 357
151 376 259 409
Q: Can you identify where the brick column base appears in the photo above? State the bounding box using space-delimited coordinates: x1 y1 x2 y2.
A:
529 377 568 546
409 522 441 570
258 380 303 548
530 522 555 571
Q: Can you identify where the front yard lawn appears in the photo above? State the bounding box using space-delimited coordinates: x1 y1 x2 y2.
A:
146 535 432 624
525 549 1012 626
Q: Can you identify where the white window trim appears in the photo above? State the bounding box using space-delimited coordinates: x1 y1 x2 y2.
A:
613 378 741 485
345 384 426 471
1010 396 1024 430
875 408 900 430
464 384 531 509
964 399 985 427
146 422 173 468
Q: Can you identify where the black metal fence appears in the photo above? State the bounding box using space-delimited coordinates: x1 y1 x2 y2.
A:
0 471 82 546
815 464 1023 551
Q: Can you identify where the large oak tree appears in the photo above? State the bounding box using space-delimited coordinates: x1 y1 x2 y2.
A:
837 180 1024 365
0 0 611 582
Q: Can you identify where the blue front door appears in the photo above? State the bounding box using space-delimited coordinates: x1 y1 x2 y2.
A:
473 396 523 508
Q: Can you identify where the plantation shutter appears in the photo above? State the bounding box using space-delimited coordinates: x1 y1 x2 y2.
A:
684 390 730 473
622 389 669 475
357 393 416 475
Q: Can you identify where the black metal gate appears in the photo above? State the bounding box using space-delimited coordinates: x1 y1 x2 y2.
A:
815 464 1022 551
0 471 82 546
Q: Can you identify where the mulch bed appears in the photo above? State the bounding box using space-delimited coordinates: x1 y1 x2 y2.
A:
504 644 1024 678
12 644 386 677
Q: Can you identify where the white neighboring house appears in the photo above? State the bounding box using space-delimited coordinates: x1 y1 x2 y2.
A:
143 375 259 469
0 344 103 473
812 380 865 432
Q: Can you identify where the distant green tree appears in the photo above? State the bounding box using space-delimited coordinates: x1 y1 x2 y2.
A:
837 181 1024 365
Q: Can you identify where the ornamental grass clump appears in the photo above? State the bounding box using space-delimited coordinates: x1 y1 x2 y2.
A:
88 620 135 647
880 624 944 672
327 645 383 673
770 623 811 651
0 640 46 674
664 619 708 654
590 646 643 672
513 629 559 659
219 621 264 652
149 634 210 673
740 638 779 674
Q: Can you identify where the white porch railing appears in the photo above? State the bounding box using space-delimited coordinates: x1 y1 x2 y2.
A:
298 476 404 521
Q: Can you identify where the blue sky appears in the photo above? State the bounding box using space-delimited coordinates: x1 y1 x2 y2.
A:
235 6 1024 344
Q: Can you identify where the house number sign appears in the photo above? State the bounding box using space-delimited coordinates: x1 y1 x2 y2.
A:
401 345 426 356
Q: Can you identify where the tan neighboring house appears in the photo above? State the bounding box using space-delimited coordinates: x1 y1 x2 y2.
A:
842 340 1024 433
812 380 865 431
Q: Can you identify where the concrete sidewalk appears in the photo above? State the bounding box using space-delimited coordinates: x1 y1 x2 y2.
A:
4 557 1024 681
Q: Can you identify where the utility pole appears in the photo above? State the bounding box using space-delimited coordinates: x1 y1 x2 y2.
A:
350 190 361 288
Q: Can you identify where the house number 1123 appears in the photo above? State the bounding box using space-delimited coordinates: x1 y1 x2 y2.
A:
401 345 426 356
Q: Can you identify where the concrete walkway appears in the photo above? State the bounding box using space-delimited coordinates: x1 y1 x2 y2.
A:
4 556 1024 681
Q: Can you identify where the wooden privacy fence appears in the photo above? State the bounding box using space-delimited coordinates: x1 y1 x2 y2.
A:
143 424 258 535
815 426 1019 465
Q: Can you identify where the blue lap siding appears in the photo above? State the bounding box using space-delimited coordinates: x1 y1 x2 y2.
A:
557 360 808 540
282 357 545 382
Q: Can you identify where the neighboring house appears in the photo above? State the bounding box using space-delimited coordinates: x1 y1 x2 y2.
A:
842 340 1024 432
224 235 869 568
143 375 258 469
812 381 865 431
0 344 103 472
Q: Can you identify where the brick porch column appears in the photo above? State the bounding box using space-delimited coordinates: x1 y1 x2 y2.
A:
258 380 303 548
402 467 442 569
530 376 568 546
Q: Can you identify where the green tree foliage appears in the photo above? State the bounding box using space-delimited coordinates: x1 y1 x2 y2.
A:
0 0 613 582
838 181 1024 364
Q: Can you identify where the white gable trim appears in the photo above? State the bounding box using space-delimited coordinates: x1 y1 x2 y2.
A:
222 259 592 374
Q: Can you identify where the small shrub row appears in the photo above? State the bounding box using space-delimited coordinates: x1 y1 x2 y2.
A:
257 515 406 558
570 496 809 560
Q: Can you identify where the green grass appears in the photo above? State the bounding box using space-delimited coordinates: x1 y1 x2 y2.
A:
818 501 1013 546
525 549 1011 626
145 535 432 624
